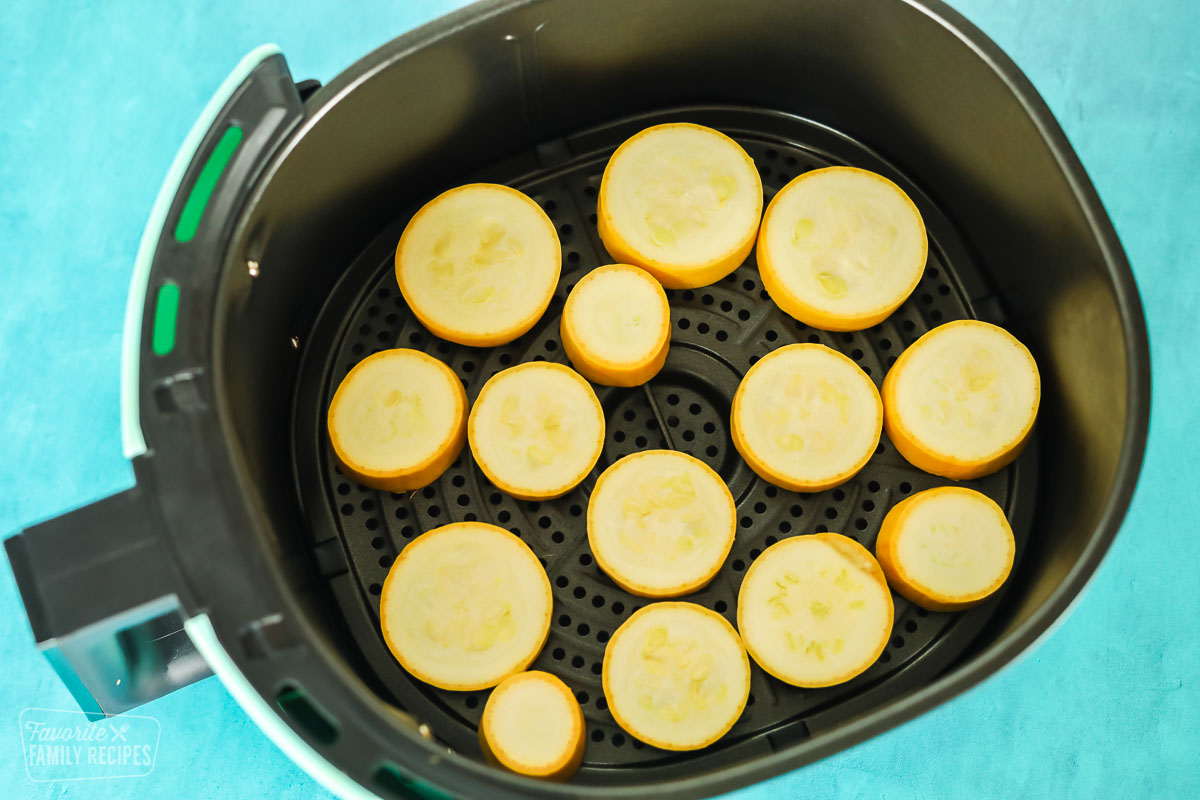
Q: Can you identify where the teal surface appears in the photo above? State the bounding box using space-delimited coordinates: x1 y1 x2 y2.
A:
0 1 1196 798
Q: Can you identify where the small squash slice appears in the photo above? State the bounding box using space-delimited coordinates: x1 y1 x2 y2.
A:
876 486 1015 612
561 264 671 387
737 533 893 688
396 183 561 346
468 362 605 500
327 348 466 491
380 522 552 691
480 671 586 781
732 343 882 492
597 123 763 289
603 602 750 751
757 167 927 331
882 319 1040 480
588 450 736 598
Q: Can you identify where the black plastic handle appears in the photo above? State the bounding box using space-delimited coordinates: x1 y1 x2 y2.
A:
5 477 208 718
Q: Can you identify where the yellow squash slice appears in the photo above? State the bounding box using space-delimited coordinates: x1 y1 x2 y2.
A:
561 264 671 387
380 522 552 691
738 533 893 688
876 486 1015 612
327 348 466 491
588 450 736 598
732 343 882 492
882 320 1040 480
597 123 763 289
603 602 750 751
468 362 605 500
396 183 561 346
479 671 586 781
758 167 927 331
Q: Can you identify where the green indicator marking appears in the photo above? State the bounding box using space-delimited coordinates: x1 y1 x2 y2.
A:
151 283 180 356
173 125 243 242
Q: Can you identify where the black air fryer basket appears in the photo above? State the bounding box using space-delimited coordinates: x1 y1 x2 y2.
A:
7 1 1150 798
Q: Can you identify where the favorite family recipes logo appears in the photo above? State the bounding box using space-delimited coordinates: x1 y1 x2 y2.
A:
20 708 160 781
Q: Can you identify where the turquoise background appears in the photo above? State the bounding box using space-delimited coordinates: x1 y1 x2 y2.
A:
1 0 1196 797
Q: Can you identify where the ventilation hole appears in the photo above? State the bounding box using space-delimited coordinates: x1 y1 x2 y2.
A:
378 555 392 568
556 577 569 589
682 430 695 442
737 309 751 321
905 619 918 634
765 535 778 546
732 559 745 572
365 518 379 531
276 684 338 745
790 504 803 518
591 729 605 743
702 294 714 305
880 650 893 664
855 518 868 530
635 435 648 447
875 442 886 455
371 537 385 549
575 690 590 705
765 486 778 498
573 587 586 599
879 338 892 350
567 250 580 263
900 481 913 494
624 408 637 421
687 403 702 415
336 483 351 496
545 339 558 352
807 333 820 344
765 329 778 342
778 520 792 533
543 200 557 213
351 343 365 355
667 416 680 428
646 418 659 431
360 499 375 512
570 504 583 517
358 325 372 337
720 300 733 313
748 355 760 365
703 421 716 434
759 164 772 177
747 693 756 706
592 595 605 608
612 602 625 615
931 309 944 322
450 474 465 488
340 504 353 516
588 212 598 225
422 486 436 499
400 526 414 538
825 508 838 520
571 655 585 669
612 733 626 747
920 293 933 305
552 531 565 544
591 661 602 675
833 488 846 501
697 322 710 334
892 636 905 648
368 583 381 596
678 317 691 330
754 501 767 514
613 430 627 443
464 512 477 522
498 510 512 524
749 548 761 560
489 492 502 505
584 185 597 197
740 516 753 529
704 444 718 457
552 647 565 660
862 499 876 512
577 623 591 637
427 505 441 518
742 279 756 292
499 352 513 365
868 480 881 492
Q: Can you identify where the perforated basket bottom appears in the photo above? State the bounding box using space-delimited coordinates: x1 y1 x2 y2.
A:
293 106 1037 779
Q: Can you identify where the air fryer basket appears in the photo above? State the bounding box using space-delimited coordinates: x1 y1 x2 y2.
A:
293 106 1041 771
6 1 1148 798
